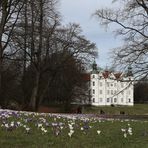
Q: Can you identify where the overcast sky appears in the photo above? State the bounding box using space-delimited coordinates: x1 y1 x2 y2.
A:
60 0 123 68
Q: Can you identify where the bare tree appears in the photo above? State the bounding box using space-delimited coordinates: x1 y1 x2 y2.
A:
37 24 96 109
0 0 24 101
2 0 96 111
11 0 60 110
94 0 148 79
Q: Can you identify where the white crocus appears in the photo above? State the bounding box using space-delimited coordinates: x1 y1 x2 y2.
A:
68 132 72 137
43 129 47 133
41 127 47 133
128 127 132 135
124 133 127 138
68 129 74 137
26 127 30 132
5 124 9 128
97 130 101 135
60 126 63 130
17 121 21 126
41 127 45 131
68 124 73 130
10 121 14 127
38 123 42 128
121 128 126 132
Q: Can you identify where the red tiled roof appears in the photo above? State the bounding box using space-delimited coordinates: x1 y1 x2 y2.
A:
102 71 122 79
102 71 111 79
82 71 122 81
114 73 122 79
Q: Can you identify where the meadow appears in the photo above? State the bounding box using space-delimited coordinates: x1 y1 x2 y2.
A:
83 104 148 115
0 109 148 148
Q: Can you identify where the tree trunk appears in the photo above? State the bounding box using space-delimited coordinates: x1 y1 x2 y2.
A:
0 43 2 101
23 0 28 75
38 71 57 106
29 72 40 111
0 1 7 102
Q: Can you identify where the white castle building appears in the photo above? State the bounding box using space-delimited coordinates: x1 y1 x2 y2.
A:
90 61 134 106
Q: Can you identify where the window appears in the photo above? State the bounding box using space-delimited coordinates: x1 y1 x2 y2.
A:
114 90 117 94
121 83 124 88
100 98 102 102
100 82 102 87
111 83 113 87
107 82 109 87
93 89 95 94
89 98 91 103
114 98 117 102
121 98 123 102
92 75 95 78
111 90 113 95
93 98 95 102
107 90 110 95
107 98 110 102
89 90 91 95
129 99 131 103
128 90 131 95
93 81 95 86
100 90 102 94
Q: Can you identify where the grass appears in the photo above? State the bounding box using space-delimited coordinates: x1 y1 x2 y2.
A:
83 104 148 115
0 110 148 147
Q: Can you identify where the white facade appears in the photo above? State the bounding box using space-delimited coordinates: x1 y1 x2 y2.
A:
90 70 134 106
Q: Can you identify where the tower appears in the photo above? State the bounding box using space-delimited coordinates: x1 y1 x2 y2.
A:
127 65 133 77
126 65 134 106
92 60 97 73
90 60 99 105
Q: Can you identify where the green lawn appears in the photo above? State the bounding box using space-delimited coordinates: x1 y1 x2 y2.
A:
0 110 148 148
83 104 148 115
